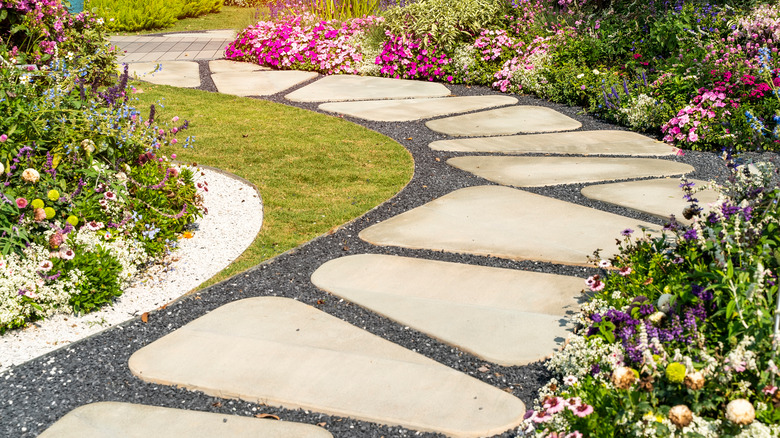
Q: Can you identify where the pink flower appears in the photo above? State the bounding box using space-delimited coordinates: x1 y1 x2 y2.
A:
104 191 116 201
565 397 582 409
15 198 28 209
38 260 53 271
573 403 594 417
530 410 553 423
60 248 75 260
0 134 7 142
565 432 583 438
763 385 777 396
544 396 565 414
619 266 632 276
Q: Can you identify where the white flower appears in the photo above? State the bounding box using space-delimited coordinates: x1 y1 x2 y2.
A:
22 168 40 183
599 259 612 268
657 293 674 313
669 405 693 428
563 375 578 386
648 311 666 324
592 69 600 75
726 399 755 425
576 73 585 78
59 248 75 260
0 162 4 174
38 260 53 272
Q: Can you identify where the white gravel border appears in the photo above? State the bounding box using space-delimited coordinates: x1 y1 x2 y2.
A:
0 167 263 373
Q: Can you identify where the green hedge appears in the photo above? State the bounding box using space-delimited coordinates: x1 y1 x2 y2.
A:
86 0 223 31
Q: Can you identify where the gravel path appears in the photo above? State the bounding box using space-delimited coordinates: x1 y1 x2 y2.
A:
2 64 779 437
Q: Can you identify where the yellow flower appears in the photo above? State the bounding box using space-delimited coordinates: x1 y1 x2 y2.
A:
181 231 194 239
666 362 686 384
47 189 60 201
31 198 44 209
66 215 79 226
44 207 55 219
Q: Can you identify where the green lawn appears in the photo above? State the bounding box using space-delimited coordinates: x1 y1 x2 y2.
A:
132 83 414 290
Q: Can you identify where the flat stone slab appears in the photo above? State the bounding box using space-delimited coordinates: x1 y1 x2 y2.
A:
430 130 676 155
285 75 450 102
447 156 694 187
129 297 526 438
359 185 661 266
425 106 581 136
582 178 718 225
311 254 582 366
121 61 200 87
318 96 518 122
211 70 319 96
209 59 269 73
162 30 237 39
39 402 331 438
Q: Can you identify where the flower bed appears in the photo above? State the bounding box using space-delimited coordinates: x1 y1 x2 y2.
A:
0 1 204 332
230 0 780 152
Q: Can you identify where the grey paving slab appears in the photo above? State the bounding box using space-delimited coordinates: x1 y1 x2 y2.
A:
429 130 677 155
359 185 661 266
318 96 518 122
425 106 581 136
137 52 166 62
117 52 146 63
447 156 694 187
129 297 526 438
163 30 237 39
122 61 201 87
39 402 332 438
193 49 221 60
581 178 719 225
212 70 319 96
209 59 269 73
136 41 164 52
311 254 583 366
285 75 451 102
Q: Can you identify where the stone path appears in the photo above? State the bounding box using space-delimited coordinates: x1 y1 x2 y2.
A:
34 40 703 438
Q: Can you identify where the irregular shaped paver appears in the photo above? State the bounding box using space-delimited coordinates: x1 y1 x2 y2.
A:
211 71 319 96
447 156 694 187
285 75 450 102
429 130 676 155
311 254 583 366
359 186 661 266
318 96 518 122
122 61 200 87
209 59 269 73
129 297 526 438
39 402 331 438
425 106 581 136
581 178 718 225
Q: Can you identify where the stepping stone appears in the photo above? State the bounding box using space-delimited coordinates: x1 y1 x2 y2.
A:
285 75 450 102
318 96 518 122
39 402 331 438
582 178 718 225
129 297 526 438
311 254 583 366
447 156 694 187
359 185 661 266
209 59 269 73
121 61 200 87
425 106 581 136
430 130 676 156
211 70 319 96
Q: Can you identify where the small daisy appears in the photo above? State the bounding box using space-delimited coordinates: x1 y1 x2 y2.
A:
104 191 117 201
544 396 565 414
38 260 53 271
598 259 612 269
573 403 594 417
619 266 632 276
586 275 605 292
60 248 75 260
563 375 579 386
565 432 583 438
98 198 108 208
530 410 553 423
565 397 582 410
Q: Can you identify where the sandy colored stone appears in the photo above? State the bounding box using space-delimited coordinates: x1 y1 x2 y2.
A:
581 178 718 224
285 75 450 102
209 59 269 73
211 70 319 96
318 96 518 121
121 61 201 87
447 156 694 187
129 298 526 438
425 106 581 136
39 402 331 438
359 185 661 266
311 254 583 366
429 130 677 156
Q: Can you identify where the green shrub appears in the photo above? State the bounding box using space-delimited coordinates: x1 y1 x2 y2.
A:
86 0 223 31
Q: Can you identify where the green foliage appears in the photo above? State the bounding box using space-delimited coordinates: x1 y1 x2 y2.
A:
63 243 123 314
86 0 223 31
380 0 510 51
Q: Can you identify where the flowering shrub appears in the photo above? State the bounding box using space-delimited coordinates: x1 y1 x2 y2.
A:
0 15 204 331
225 13 381 74
519 161 780 436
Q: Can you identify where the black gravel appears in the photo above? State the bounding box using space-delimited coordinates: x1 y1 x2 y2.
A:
3 64 779 437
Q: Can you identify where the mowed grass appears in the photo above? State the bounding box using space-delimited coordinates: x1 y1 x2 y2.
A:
112 6 266 35
132 83 414 289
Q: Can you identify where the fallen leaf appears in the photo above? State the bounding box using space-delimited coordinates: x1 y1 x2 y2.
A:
342 245 349 251
503 387 514 393
406 137 413 140
212 402 222 407
478 365 490 373
255 413 280 420
316 299 325 305
317 422 327 427
141 312 149 323
435 157 440 162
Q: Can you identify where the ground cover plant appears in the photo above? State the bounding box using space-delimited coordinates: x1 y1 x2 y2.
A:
0 1 204 331
227 0 780 152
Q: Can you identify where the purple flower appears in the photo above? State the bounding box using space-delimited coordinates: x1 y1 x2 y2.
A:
621 228 634 236
683 228 698 241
